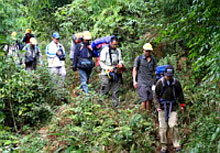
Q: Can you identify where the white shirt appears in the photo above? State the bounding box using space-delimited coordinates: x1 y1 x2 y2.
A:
46 41 65 67
99 46 123 75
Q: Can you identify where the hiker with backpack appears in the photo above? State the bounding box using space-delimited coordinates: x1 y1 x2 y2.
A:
4 32 23 65
154 65 185 153
133 43 157 111
23 37 41 71
22 29 35 45
72 31 95 93
99 37 125 108
46 32 66 85
91 35 116 66
70 32 83 61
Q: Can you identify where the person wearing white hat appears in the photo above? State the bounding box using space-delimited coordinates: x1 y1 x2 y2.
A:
23 37 41 71
133 43 157 111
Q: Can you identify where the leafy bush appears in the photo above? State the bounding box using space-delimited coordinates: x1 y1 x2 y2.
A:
13 92 156 152
0 55 69 131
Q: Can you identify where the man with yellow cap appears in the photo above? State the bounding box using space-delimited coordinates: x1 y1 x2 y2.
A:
72 31 95 93
23 37 41 71
133 43 157 111
22 29 35 44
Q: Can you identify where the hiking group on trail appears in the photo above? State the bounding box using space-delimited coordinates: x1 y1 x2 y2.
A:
6 29 185 153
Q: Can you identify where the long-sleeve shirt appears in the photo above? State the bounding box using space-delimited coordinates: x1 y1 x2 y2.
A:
154 77 185 111
23 44 42 64
99 46 123 75
46 41 65 67
72 42 95 68
70 42 76 60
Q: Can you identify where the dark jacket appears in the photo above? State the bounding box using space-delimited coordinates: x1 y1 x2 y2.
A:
22 33 35 44
72 42 95 68
154 77 184 111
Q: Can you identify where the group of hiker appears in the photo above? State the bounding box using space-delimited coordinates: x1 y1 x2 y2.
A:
5 29 41 71
132 43 184 153
7 29 185 153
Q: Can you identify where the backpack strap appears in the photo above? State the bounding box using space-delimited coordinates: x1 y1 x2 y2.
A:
172 78 176 98
79 43 84 51
159 77 177 122
136 55 142 70
159 77 176 99
108 45 113 66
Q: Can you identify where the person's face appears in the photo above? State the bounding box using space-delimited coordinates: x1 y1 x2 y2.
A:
30 44 35 47
83 39 90 43
110 40 119 49
53 38 59 44
143 50 152 57
165 75 173 81
75 38 82 44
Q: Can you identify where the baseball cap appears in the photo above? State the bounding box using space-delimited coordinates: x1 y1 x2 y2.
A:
52 32 60 39
164 65 175 76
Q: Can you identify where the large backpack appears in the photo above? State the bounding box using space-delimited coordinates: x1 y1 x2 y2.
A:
155 65 169 80
91 35 115 57
159 77 176 98
159 77 177 121
24 44 39 63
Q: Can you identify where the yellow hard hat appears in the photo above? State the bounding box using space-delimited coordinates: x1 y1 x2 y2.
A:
30 37 37 45
11 32 17 40
25 29 32 34
143 43 153 51
83 31 92 40
11 32 17 37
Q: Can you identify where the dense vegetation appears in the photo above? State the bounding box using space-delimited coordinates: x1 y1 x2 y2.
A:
0 0 219 152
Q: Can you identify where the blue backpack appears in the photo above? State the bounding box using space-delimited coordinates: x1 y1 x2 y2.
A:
156 65 170 80
91 35 115 57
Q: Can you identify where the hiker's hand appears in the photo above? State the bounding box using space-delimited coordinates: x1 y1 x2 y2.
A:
108 67 114 72
57 50 62 56
157 108 162 112
117 63 123 68
88 45 92 51
180 103 185 111
72 67 77 71
133 82 138 88
181 106 184 111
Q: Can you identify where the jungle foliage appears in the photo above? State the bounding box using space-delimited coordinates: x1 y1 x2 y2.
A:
0 0 219 152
